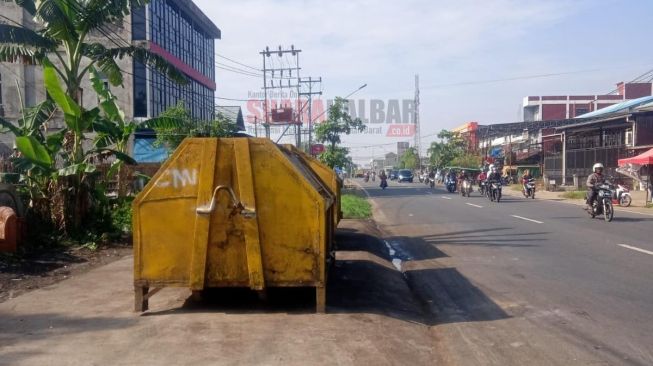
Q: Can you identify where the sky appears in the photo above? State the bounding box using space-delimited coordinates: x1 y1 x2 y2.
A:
193 0 653 164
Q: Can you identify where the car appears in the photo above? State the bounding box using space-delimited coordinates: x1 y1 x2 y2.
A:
389 170 399 180
398 169 414 183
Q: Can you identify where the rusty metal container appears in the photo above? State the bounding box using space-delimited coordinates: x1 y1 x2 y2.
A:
132 138 336 312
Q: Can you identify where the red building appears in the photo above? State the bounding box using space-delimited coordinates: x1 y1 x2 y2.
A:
522 82 653 121
451 122 480 153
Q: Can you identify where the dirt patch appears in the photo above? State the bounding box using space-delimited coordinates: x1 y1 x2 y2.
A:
0 243 132 303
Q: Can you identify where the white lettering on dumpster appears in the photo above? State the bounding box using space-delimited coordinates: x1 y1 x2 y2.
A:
156 168 198 189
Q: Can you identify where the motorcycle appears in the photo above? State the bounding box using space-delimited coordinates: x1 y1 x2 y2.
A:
461 179 472 197
479 181 487 196
429 177 435 189
614 184 632 207
489 181 502 202
523 178 536 199
445 177 457 193
364 175 369 183
588 183 614 222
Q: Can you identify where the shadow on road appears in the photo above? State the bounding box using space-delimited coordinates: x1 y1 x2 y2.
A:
364 185 434 198
144 225 509 327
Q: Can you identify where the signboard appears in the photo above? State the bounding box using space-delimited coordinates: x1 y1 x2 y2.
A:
311 144 325 155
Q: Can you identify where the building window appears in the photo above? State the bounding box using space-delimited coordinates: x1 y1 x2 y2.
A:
132 5 146 40
133 61 147 117
575 108 588 116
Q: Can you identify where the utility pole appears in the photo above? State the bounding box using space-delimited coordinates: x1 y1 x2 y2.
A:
260 45 302 145
299 77 322 154
414 74 421 170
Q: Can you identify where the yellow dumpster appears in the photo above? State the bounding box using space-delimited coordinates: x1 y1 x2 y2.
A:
281 144 343 225
133 138 336 312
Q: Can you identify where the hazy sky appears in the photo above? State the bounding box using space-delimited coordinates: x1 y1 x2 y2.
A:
194 0 653 163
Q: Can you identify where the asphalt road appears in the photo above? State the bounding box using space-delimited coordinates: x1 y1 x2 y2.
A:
358 179 653 365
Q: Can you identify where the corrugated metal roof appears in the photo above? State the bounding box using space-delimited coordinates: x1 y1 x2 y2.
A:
575 95 653 119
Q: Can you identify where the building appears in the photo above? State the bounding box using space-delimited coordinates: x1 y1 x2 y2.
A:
0 0 220 152
522 82 653 121
397 142 410 157
384 152 398 168
544 96 653 186
451 122 480 153
131 0 220 121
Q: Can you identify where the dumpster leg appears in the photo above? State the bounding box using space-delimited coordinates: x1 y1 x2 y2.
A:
191 290 203 302
135 285 149 312
316 286 326 313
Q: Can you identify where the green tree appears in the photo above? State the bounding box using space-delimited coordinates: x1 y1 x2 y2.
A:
427 129 466 168
153 102 240 152
314 97 365 168
318 146 351 170
450 153 482 169
0 0 186 102
399 147 418 169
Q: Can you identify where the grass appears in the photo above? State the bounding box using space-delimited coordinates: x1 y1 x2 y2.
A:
560 191 587 200
341 194 372 219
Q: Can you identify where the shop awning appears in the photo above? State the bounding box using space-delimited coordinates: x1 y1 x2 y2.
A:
618 148 653 166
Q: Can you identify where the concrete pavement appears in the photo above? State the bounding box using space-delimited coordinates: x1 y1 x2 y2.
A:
0 220 441 366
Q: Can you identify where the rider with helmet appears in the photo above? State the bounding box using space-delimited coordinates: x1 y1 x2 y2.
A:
586 163 605 209
458 169 469 189
487 165 501 182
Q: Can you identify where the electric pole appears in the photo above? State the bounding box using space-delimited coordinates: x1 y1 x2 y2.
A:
414 74 421 170
299 76 322 154
260 45 302 145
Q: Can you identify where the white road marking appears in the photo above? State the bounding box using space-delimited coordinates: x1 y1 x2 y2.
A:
441 196 452 200
466 203 483 208
618 244 653 256
511 215 544 224
409 214 414 217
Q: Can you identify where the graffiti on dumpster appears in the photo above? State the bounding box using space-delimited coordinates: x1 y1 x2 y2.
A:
156 168 198 189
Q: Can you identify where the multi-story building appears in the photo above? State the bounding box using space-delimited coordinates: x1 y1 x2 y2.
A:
0 0 220 152
131 0 220 121
397 141 410 157
522 82 653 121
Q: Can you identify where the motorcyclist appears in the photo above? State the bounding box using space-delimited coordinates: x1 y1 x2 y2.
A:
487 166 501 183
586 163 605 209
522 169 533 193
458 169 469 190
447 170 457 191
379 170 388 189
478 170 488 191
371 171 376 182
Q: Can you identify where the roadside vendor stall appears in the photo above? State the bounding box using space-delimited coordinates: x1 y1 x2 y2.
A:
617 148 653 204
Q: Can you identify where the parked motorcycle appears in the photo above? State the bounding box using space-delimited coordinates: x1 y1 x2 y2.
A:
614 184 632 207
461 179 472 197
523 178 536 199
588 183 614 222
489 181 502 202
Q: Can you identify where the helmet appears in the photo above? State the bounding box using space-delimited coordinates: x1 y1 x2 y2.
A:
491 166 497 173
593 163 604 172
461 170 466 174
